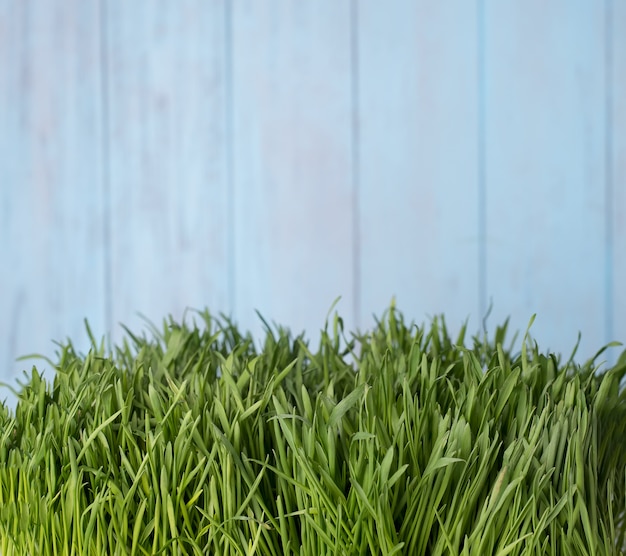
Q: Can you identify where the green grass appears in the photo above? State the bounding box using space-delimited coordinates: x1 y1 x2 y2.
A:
1 306 626 555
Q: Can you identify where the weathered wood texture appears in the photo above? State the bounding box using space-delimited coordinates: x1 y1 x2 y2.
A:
0 1 106 389
484 2 608 359
1 1 624 395
104 1 230 342
231 1 355 342
614 0 626 351
358 1 480 336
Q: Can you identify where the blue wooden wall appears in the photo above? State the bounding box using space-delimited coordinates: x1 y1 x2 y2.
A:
1 1 624 395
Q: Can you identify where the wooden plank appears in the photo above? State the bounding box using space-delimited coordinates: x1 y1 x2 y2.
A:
612 0 626 357
0 1 105 393
105 1 230 340
484 2 607 359
358 1 480 333
231 1 354 342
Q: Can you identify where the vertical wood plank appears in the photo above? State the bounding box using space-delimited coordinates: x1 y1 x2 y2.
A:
484 2 607 359
613 0 626 353
0 1 105 390
358 1 480 332
105 1 230 339
231 1 354 340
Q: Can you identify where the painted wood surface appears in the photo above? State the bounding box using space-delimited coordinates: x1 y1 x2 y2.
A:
358 1 480 335
614 0 626 351
105 1 231 342
484 1 609 360
1 1 625 398
231 1 355 342
0 0 106 391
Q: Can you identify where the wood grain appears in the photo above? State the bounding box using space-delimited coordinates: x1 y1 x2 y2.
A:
0 3 623 392
358 1 480 335
0 0 106 390
484 1 608 359
231 1 354 343
613 0 626 359
105 1 230 340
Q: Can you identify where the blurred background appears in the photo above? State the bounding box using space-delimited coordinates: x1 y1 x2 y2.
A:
1 1 624 398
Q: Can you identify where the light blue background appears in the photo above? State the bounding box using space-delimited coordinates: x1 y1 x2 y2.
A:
1 1 624 396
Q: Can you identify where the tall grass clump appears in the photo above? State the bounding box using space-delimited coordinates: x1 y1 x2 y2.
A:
1 306 626 555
